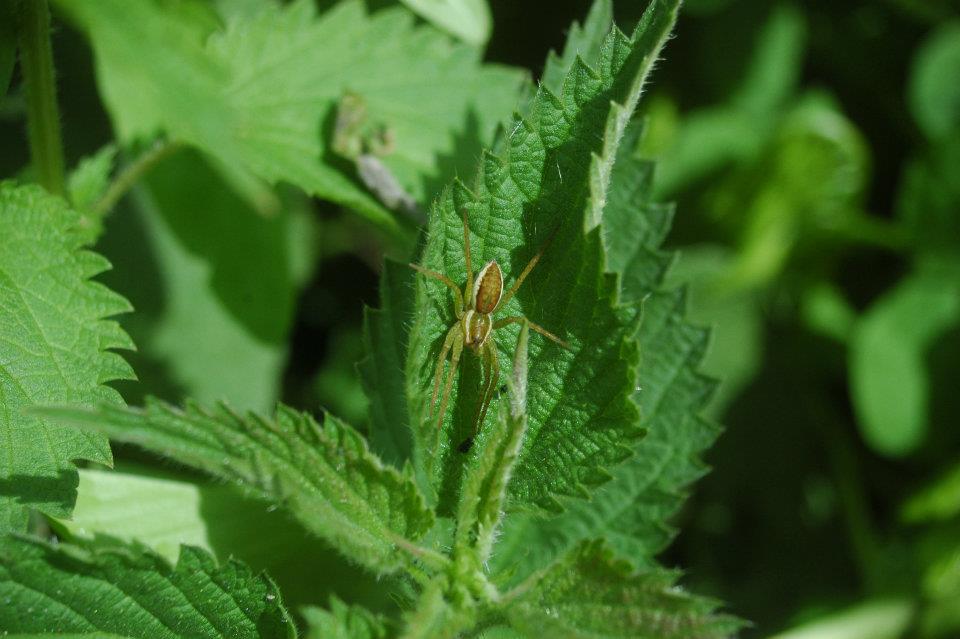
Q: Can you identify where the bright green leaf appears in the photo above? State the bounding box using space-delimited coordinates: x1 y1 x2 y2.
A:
399 0 491 46
850 262 960 456
302 597 390 639
909 21 960 140
505 540 741 639
0 182 134 531
40 399 435 574
54 0 524 237
405 0 681 511
0 534 295 638
100 149 313 412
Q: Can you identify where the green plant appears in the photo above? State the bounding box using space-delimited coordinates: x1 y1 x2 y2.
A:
0 0 742 637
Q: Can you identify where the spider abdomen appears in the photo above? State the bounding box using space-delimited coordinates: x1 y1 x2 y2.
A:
473 260 503 314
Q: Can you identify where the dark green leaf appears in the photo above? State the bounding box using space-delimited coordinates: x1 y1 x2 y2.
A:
0 535 294 638
39 399 435 574
405 0 681 510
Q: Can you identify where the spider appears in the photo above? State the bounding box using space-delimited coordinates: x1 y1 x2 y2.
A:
410 210 571 442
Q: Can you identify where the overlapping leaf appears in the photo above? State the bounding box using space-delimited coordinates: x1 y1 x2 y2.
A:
492 123 720 580
54 0 524 235
505 540 742 639
405 0 682 510
0 182 133 531
40 399 434 574
0 535 294 638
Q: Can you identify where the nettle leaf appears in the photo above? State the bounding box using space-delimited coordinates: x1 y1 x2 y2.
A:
54 0 524 235
405 0 681 510
302 597 391 639
0 535 294 638
540 0 613 96
492 122 720 580
505 540 742 639
100 149 314 412
0 182 134 531
41 399 435 574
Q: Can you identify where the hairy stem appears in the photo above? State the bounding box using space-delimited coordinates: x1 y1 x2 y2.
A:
16 0 65 195
94 139 183 214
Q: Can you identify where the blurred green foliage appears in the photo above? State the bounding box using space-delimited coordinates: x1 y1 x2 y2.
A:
1 0 958 636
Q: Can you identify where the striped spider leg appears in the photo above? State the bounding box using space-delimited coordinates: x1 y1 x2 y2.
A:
410 210 571 443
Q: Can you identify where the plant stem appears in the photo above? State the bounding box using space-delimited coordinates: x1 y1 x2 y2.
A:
16 0 65 195
94 139 183 215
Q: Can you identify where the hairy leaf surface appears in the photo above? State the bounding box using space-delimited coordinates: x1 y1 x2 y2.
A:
492 123 720 579
54 0 524 235
505 540 741 639
0 182 133 531
41 399 434 574
0 535 294 638
405 0 681 510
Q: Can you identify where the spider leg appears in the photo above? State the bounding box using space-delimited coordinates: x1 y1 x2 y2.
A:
431 324 461 418
436 338 464 431
494 316 571 350
409 263 463 316
474 341 500 435
495 224 560 313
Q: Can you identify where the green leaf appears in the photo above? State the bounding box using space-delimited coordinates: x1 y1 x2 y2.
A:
909 21 960 140
101 149 314 412
54 0 524 237
53 465 396 613
849 261 960 456
360 260 417 466
302 597 390 639
0 182 134 531
768 599 913 639
729 4 806 115
491 122 721 582
67 143 117 243
504 540 741 639
40 399 435 574
399 0 491 46
540 0 613 95
405 0 681 510
0 534 295 638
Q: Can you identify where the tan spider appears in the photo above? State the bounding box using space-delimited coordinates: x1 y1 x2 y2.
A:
410 210 571 440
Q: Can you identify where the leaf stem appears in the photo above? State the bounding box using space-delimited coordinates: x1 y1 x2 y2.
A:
16 0 65 195
93 139 183 215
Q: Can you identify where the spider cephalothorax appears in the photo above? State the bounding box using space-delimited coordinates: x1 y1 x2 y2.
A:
410 211 570 441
